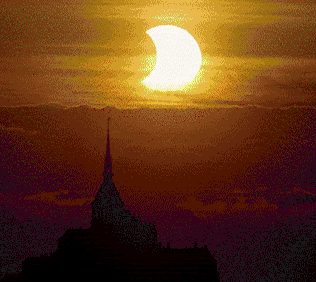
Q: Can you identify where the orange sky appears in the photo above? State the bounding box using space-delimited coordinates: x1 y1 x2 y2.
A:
1 0 316 108
1 105 316 225
1 2 316 277
1 0 316 235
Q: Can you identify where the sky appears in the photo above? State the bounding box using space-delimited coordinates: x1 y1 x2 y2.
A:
1 0 316 225
1 0 316 278
1 0 316 108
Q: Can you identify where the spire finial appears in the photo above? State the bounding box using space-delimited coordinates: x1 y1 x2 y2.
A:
107 117 110 140
103 117 113 177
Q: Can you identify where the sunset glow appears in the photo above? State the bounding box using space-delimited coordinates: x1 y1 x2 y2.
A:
1 0 316 279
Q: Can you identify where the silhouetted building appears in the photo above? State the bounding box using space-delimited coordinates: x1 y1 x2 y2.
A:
90 117 158 252
21 118 220 281
1 271 24 282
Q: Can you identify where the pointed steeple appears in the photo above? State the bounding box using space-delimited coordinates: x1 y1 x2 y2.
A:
91 116 124 211
103 117 113 178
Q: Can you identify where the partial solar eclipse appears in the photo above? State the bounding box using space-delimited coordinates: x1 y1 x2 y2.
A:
142 25 202 92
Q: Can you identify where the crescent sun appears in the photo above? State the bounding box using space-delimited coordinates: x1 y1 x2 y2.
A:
142 25 202 92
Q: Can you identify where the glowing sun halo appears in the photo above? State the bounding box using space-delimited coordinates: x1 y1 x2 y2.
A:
142 25 202 92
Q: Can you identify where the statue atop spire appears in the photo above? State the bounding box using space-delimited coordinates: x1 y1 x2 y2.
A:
103 117 113 178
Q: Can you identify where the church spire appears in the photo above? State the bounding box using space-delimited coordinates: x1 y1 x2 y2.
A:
103 117 113 178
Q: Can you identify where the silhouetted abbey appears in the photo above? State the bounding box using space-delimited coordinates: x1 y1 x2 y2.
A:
89 118 158 253
4 118 220 281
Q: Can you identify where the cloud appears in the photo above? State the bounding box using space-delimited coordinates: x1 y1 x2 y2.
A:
286 187 315 196
23 190 94 206
0 124 38 135
177 194 278 219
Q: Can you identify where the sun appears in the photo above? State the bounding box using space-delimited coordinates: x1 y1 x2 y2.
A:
142 25 202 92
